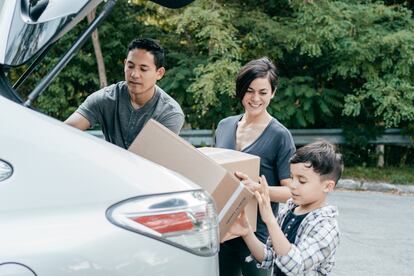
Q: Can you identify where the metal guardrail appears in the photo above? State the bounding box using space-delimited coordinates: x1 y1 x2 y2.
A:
289 129 413 146
86 129 215 146
87 128 413 147
180 129 214 147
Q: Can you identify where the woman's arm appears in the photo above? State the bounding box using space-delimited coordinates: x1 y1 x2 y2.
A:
268 184 291 203
235 172 291 203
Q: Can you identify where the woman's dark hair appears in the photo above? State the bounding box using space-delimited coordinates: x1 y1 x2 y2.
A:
290 140 344 184
127 38 165 69
235 57 278 102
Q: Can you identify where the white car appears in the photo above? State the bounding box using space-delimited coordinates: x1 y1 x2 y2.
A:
0 0 219 275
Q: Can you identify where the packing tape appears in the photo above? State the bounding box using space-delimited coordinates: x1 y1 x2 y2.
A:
218 182 245 222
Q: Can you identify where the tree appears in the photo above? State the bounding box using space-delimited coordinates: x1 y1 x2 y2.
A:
87 9 108 88
149 0 414 130
10 0 414 134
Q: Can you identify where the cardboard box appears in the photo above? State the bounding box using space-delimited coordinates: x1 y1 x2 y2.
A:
198 147 259 240
128 119 253 241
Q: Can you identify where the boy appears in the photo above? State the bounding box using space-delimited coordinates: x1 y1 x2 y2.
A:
230 141 343 275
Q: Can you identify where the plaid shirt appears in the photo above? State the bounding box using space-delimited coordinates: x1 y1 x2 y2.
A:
256 199 340 275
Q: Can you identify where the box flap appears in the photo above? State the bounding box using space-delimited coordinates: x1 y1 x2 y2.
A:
129 120 227 194
128 120 254 241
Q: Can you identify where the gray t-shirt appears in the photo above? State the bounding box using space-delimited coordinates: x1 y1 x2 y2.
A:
77 81 184 149
215 114 295 242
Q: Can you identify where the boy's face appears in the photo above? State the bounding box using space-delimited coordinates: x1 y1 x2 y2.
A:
124 49 165 97
289 163 334 209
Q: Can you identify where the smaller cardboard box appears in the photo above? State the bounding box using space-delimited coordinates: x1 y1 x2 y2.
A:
198 147 259 240
128 119 253 241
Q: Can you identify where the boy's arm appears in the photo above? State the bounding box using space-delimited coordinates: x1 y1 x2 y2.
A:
275 221 340 275
241 230 266 262
266 219 292 256
229 214 277 270
254 176 292 256
227 212 266 262
256 175 340 275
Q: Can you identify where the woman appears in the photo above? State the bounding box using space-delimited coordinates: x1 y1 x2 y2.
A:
215 57 295 276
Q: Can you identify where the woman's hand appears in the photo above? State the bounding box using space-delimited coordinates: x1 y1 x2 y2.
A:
234 171 261 193
255 175 276 225
228 211 252 238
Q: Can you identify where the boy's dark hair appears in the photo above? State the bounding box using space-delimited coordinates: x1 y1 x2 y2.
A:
290 141 344 184
235 57 278 103
127 38 165 69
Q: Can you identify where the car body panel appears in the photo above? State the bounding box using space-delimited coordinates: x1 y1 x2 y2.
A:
0 96 200 212
0 95 218 276
0 205 218 275
0 0 217 274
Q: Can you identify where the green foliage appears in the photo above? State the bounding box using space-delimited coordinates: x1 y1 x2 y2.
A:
8 0 414 137
344 77 414 127
9 0 149 120
131 0 244 127
270 76 343 127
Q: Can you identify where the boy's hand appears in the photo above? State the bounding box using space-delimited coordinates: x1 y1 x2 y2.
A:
255 175 276 225
228 211 252 238
234 171 261 193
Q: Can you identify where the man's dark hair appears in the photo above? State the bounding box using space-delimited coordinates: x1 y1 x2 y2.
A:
235 57 278 103
127 38 165 69
290 141 344 184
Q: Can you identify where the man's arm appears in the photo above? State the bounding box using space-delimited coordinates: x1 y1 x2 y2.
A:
64 112 91 130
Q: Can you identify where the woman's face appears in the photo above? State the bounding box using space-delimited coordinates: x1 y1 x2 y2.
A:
241 77 274 117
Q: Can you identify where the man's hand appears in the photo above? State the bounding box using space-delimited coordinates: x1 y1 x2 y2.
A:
255 175 276 225
234 171 261 193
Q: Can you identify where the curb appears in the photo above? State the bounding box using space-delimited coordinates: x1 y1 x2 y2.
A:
336 179 414 195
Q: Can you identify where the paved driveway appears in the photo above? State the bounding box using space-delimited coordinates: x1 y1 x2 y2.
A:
329 190 414 276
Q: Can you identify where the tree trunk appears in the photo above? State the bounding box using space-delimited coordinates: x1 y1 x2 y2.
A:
376 144 385 168
87 9 107 88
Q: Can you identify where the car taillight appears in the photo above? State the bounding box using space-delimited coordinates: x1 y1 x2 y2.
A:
107 190 219 256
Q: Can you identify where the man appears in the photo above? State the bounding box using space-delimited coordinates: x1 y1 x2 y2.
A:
65 38 184 149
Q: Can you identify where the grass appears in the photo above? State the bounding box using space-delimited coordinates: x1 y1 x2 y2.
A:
343 166 414 185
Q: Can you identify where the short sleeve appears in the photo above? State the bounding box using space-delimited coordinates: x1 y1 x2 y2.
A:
158 112 185 134
76 89 105 127
274 129 296 181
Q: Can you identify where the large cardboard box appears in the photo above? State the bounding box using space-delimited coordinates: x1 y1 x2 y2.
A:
128 119 253 241
198 147 259 240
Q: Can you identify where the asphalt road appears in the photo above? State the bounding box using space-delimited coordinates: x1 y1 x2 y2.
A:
328 190 414 276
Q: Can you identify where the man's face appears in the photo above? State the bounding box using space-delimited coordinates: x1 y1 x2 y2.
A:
124 49 165 97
